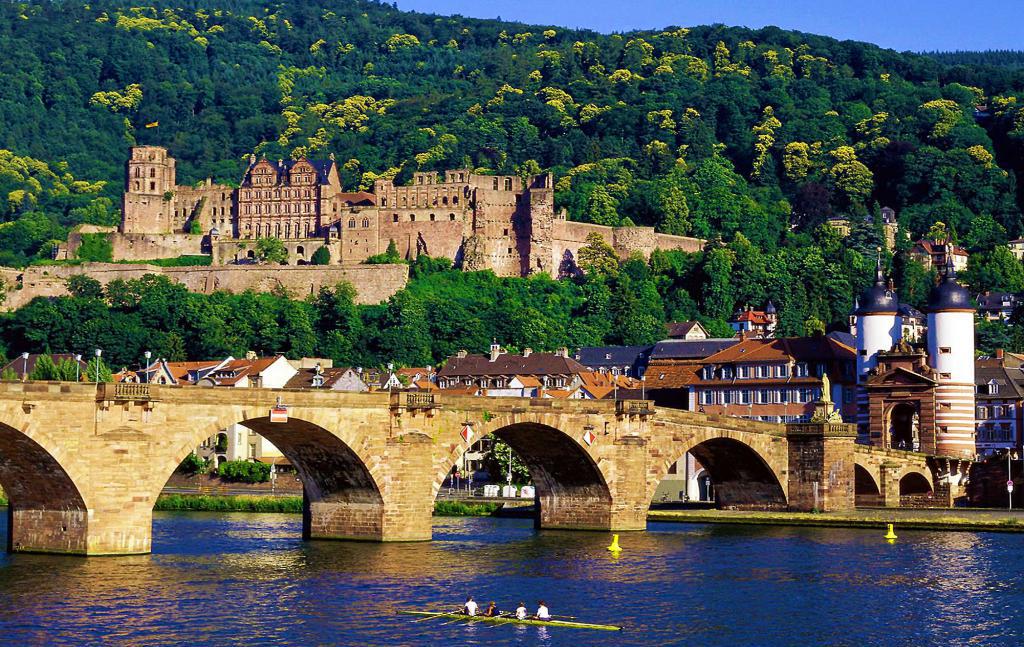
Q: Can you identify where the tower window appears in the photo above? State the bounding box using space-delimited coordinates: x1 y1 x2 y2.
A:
393 214 399 223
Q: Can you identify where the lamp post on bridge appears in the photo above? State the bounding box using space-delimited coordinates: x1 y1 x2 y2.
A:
20 352 28 381
93 348 102 388
74 354 81 382
143 350 151 383
1009 450 1018 510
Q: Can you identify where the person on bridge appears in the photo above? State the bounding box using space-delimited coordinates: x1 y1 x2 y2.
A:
463 596 478 616
515 602 527 620
535 601 550 620
483 601 500 617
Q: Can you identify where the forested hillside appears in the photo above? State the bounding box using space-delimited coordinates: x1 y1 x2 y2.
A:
3 0 1024 363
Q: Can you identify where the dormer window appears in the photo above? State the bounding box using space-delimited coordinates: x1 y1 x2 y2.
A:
988 380 1000 395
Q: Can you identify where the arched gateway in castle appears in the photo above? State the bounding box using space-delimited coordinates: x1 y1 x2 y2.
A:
0 382 968 555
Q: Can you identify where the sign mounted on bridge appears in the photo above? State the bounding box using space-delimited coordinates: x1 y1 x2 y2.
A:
582 430 596 447
270 406 288 423
460 425 473 443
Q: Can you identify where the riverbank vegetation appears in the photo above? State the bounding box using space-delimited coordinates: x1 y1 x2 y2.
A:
3 1 1024 358
433 500 501 517
152 493 502 516
154 494 302 513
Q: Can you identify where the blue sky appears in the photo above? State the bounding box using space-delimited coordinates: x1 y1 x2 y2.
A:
394 0 1024 52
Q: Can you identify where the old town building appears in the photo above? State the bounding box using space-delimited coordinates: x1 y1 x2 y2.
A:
437 344 588 390
692 337 856 423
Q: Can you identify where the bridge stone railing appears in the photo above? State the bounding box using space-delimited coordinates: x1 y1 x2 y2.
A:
390 391 438 411
97 382 153 402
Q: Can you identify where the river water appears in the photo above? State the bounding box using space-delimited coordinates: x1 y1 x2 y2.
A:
0 511 1021 646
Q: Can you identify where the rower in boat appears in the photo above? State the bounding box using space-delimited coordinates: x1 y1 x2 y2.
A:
463 596 478 616
515 602 527 620
535 601 551 620
483 601 500 617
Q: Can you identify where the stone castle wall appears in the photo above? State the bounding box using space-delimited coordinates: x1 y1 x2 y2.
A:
551 221 704 272
6 263 407 308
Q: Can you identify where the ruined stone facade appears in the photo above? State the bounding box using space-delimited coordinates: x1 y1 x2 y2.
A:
115 146 705 276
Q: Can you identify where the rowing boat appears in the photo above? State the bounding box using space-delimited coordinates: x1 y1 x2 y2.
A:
399 610 623 631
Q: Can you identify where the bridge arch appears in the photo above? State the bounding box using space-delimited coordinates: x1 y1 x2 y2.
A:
899 471 933 496
157 414 386 541
647 425 789 510
433 420 614 530
854 463 882 506
0 422 89 553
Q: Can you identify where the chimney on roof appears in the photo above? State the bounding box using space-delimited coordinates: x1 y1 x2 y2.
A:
489 342 502 362
555 347 568 358
523 348 532 357
997 348 1005 362
456 350 468 359
245 351 257 361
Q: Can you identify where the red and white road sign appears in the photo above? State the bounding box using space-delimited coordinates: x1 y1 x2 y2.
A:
270 406 288 423
582 430 596 446
460 425 473 443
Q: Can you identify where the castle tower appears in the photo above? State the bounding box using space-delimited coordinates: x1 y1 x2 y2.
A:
926 257 976 458
855 259 901 438
121 146 176 234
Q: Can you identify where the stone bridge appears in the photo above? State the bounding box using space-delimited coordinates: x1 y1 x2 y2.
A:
0 381 968 555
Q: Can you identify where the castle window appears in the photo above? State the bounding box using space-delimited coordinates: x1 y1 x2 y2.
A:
459 173 465 182
285 223 291 238
349 218 356 228
150 168 156 178
150 182 156 191
453 196 459 205
256 224 261 237
410 214 416 222
362 218 369 228
381 197 387 207
134 181 140 191
393 214 399 223
449 213 456 221
504 178 512 191
134 168 141 178
493 178 499 190
442 196 448 205
276 223 281 237
503 228 509 236
430 214 436 221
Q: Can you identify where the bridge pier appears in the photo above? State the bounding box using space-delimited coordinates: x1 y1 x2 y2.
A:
7 507 88 554
304 432 433 542
786 422 857 512
538 436 648 532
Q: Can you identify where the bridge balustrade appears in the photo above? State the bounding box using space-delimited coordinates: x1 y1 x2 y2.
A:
97 382 153 401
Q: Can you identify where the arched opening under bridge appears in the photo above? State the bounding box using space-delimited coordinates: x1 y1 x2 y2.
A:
0 423 88 553
160 417 384 541
653 437 787 511
436 422 613 530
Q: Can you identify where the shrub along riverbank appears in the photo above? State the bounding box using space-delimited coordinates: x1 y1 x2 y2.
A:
153 494 503 516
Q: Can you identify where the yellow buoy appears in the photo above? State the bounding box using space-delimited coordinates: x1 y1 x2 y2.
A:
607 534 622 552
884 523 897 541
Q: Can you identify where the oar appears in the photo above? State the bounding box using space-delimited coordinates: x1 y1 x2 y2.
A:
412 612 448 623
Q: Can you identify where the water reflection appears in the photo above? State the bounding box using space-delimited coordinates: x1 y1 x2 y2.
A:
0 512 1021 646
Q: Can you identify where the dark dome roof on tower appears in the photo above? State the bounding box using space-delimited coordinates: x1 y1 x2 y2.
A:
928 257 972 312
856 261 898 315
